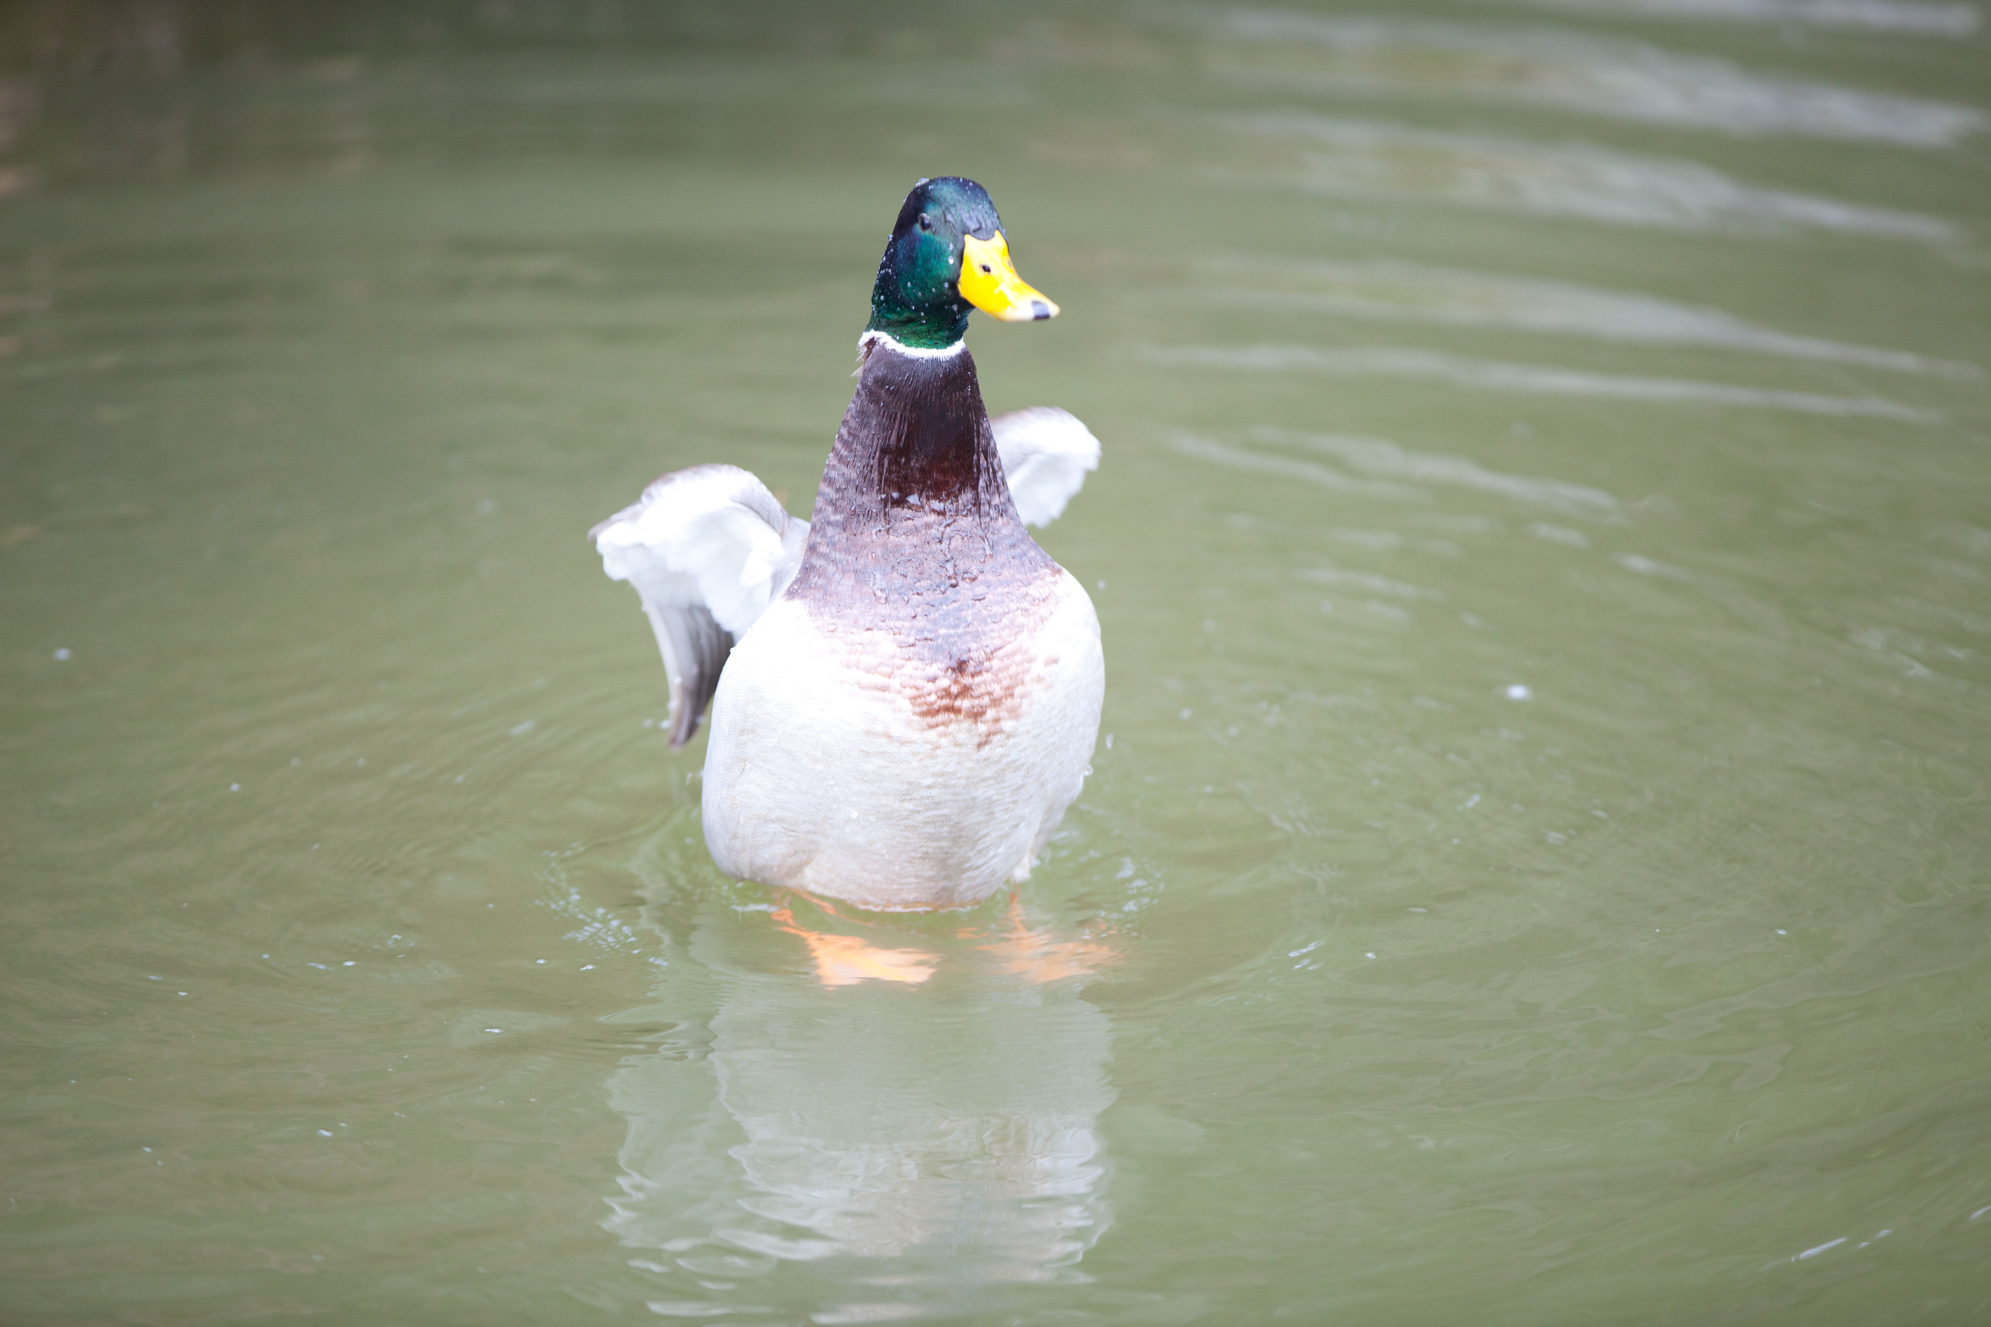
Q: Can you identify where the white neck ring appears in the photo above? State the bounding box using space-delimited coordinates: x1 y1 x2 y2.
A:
859 330 967 360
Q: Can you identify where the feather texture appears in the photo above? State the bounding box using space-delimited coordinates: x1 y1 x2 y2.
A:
992 407 1101 527
593 410 1097 749
590 464 809 745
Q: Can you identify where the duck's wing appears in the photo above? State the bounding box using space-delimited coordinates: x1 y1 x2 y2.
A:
992 407 1101 527
590 464 810 747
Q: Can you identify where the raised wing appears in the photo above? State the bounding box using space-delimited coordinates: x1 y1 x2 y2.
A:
992 407 1101 527
591 464 809 747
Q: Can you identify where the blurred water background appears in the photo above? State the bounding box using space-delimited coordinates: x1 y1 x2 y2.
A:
1 1 1988 1322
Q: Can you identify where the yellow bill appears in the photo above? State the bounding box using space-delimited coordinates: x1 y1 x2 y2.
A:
958 232 1059 322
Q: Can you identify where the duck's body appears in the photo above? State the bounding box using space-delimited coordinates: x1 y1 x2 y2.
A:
703 334 1102 909
593 178 1103 911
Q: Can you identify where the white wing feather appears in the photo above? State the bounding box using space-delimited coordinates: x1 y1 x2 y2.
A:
591 464 808 746
992 407 1101 527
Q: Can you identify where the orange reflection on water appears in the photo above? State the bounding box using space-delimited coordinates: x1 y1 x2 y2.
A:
770 902 938 987
772 892 1117 989
976 895 1117 984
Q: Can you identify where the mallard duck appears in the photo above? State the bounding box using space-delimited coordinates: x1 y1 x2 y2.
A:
592 177 1103 911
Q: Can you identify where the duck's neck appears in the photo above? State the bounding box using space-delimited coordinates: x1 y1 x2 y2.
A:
788 332 1050 610
818 332 1018 525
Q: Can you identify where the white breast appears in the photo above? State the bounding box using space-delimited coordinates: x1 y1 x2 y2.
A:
700 573 1104 910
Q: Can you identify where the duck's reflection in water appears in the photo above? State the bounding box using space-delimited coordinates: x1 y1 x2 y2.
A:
605 889 1116 1321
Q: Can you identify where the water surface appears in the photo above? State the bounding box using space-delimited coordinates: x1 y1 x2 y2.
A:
1 2 1987 1322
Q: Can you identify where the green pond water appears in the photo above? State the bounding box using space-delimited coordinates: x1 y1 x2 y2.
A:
2 2 1988 1322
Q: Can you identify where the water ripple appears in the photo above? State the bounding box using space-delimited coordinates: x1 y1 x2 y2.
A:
1172 428 1624 528
1517 0 1979 36
1179 256 1978 377
1253 428 1624 517
1166 433 1430 501
1209 11 1988 145
1216 113 1957 239
1140 342 1942 419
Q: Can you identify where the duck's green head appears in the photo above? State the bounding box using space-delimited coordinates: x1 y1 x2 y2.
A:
866 176 1059 351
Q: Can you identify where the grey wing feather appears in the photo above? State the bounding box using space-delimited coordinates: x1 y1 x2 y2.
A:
591 463 807 747
641 600 734 747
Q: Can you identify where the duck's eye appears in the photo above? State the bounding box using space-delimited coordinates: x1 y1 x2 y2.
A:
980 263 992 273
917 213 932 232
